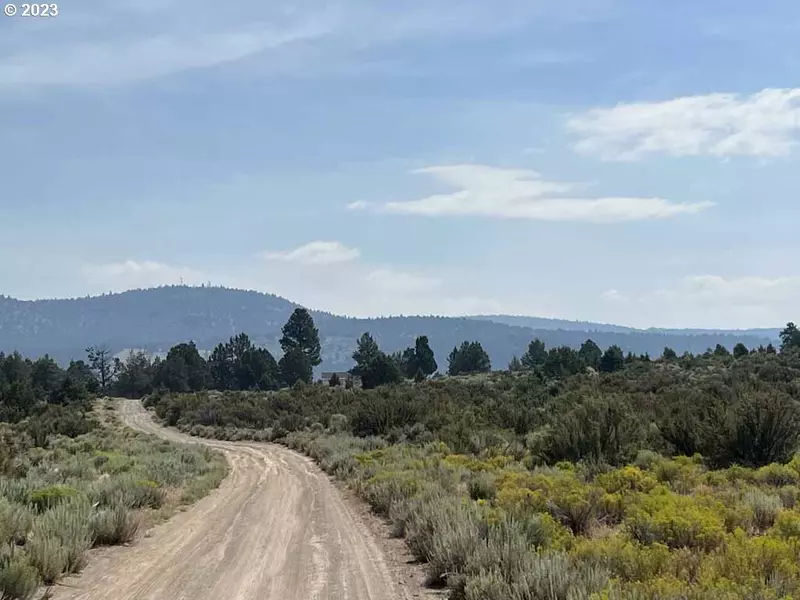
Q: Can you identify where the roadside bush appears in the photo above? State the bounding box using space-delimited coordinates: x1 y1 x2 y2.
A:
351 394 422 437
90 506 140 546
0 549 39 600
0 499 33 546
29 485 81 512
26 498 92 584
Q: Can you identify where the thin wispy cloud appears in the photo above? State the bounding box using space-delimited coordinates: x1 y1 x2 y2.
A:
0 25 331 87
568 88 800 160
349 165 713 223
598 275 800 329
81 260 206 289
0 0 603 89
261 241 361 265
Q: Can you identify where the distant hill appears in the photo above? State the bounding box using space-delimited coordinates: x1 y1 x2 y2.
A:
0 286 777 371
470 315 782 341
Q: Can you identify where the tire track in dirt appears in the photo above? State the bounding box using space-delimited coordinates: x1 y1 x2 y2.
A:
50 399 412 600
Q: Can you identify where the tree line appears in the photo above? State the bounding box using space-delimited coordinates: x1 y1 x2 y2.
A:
77 314 800 398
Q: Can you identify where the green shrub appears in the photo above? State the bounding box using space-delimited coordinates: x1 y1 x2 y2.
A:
743 490 782 532
29 485 81 512
328 414 349 433
0 499 33 546
540 397 643 466
361 472 422 516
468 472 497 501
90 506 140 546
755 463 800 487
86 477 165 510
0 549 39 600
463 553 608 600
726 392 800 468
352 394 422 437
625 489 725 551
770 510 800 539
26 499 92 584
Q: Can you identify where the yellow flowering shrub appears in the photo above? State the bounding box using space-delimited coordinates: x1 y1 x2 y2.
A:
624 487 726 551
596 466 659 494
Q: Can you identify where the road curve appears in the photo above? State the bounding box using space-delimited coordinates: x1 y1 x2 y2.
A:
51 399 410 600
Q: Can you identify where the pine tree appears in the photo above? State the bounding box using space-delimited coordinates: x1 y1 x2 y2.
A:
521 339 547 370
599 345 625 373
279 309 321 385
578 339 602 370
351 333 381 377
780 322 800 352
280 308 322 365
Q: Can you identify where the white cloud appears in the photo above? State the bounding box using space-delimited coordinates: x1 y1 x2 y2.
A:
249 241 497 317
262 241 360 265
365 269 441 294
597 275 800 329
352 165 712 222
81 260 206 290
346 200 372 211
568 88 800 160
600 289 630 303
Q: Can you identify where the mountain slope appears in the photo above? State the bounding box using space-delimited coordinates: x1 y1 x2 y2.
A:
470 315 782 340
0 286 777 371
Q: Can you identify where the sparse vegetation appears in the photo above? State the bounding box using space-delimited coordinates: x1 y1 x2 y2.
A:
146 322 800 599
0 348 228 598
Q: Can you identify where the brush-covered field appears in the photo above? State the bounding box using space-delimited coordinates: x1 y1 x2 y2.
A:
148 346 800 599
0 401 227 599
284 431 800 600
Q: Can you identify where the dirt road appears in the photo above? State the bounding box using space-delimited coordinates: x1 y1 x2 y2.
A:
51 399 411 600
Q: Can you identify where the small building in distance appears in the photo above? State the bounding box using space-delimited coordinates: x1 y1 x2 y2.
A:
320 371 360 387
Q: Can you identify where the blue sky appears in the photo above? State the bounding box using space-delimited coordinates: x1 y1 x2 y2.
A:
1 0 799 328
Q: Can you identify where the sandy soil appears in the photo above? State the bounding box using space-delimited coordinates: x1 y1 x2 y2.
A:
49 399 421 600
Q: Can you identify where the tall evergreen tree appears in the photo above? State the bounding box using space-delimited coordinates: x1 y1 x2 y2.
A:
543 346 582 378
599 345 625 373
578 339 602 370
279 348 312 387
114 350 155 398
360 352 403 389
280 308 322 366
713 344 731 357
521 339 547 370
412 335 438 377
208 334 279 390
447 341 491 375
155 341 209 392
351 332 381 377
780 322 800 352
